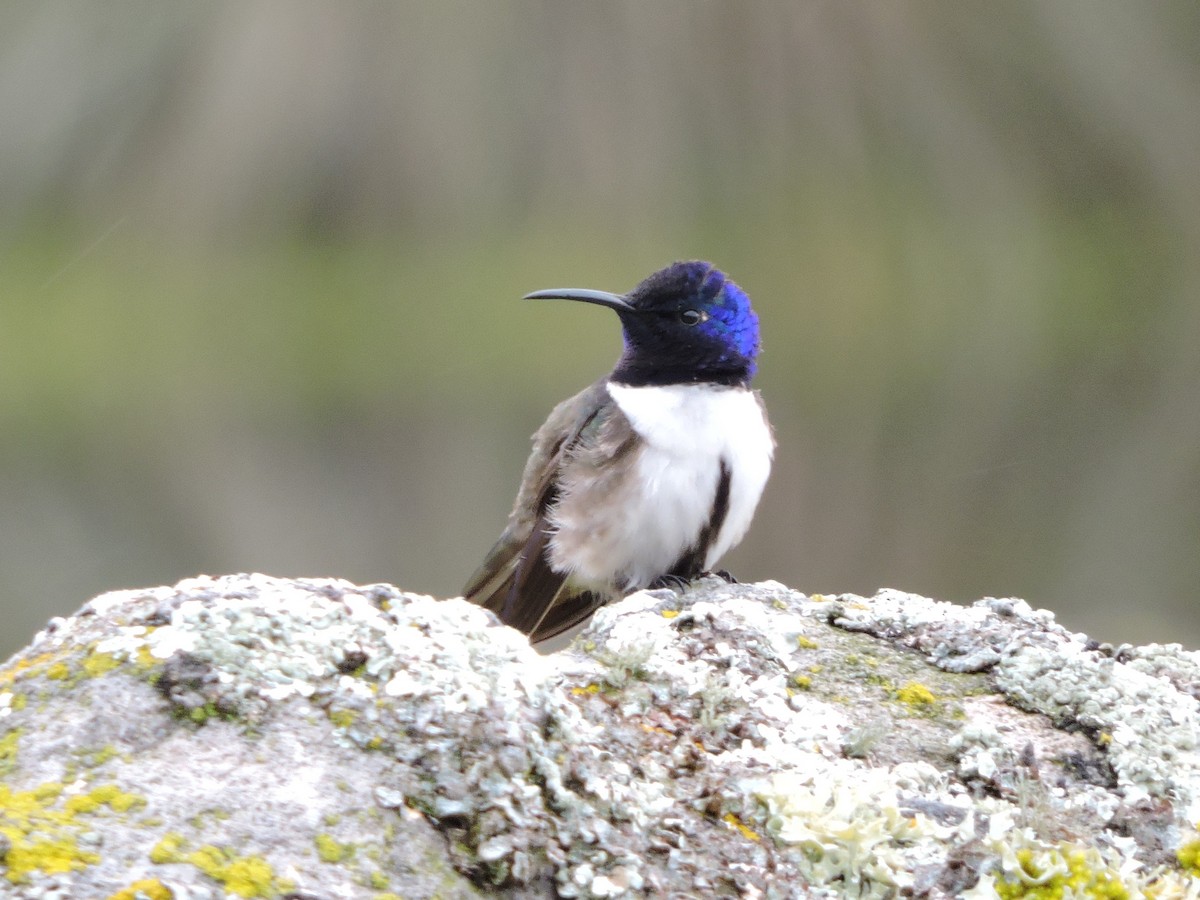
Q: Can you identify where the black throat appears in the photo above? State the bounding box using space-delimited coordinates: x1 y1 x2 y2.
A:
609 356 750 388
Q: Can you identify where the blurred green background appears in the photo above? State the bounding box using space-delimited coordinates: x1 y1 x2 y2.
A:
2 1 1198 659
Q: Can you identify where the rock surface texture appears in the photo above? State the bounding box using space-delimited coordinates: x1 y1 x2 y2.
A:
1 574 1199 899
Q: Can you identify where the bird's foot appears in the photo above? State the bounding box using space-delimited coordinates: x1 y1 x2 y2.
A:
647 574 692 592
707 569 738 584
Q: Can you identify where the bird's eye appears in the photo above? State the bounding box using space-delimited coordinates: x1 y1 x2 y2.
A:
679 309 707 326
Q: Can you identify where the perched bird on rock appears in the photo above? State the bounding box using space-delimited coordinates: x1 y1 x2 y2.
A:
464 261 773 642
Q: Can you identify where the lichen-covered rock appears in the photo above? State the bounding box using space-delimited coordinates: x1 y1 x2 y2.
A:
1 575 1198 898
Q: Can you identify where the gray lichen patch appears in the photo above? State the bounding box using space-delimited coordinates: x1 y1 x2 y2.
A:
995 630 1200 817
0 574 1198 898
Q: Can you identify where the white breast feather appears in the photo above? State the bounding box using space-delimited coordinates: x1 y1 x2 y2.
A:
555 381 772 589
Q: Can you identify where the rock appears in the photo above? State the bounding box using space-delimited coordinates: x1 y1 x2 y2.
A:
1 574 1198 898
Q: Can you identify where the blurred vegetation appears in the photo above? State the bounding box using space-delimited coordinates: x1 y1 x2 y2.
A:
2 1 1198 657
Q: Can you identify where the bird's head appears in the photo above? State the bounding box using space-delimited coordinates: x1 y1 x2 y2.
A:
525 261 760 387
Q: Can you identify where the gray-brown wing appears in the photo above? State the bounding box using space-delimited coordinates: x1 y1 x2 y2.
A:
463 379 613 633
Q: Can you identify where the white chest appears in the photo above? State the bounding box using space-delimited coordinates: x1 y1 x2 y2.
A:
551 381 773 589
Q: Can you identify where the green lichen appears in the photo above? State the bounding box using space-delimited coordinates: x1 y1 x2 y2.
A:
369 869 390 889
81 744 120 767
328 708 357 729
187 807 232 831
182 700 238 725
594 641 655 688
189 703 216 724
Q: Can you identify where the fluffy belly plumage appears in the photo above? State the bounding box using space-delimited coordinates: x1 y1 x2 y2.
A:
547 381 773 593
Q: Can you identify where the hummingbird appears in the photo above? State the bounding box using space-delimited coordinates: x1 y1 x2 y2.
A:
463 261 774 643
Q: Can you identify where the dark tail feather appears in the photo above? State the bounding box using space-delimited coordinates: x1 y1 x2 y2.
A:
528 590 607 644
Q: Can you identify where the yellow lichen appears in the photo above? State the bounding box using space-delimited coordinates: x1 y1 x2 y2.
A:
570 683 601 696
315 832 355 863
661 609 681 618
895 682 937 708
32 782 64 802
792 674 813 690
796 635 820 650
135 644 159 670
64 783 146 815
1177 837 1200 875
0 778 129 883
81 652 121 678
107 878 174 900
0 728 21 774
186 844 277 898
149 831 187 864
722 811 761 842
45 662 71 681
0 652 66 690
994 845 1130 899
3 836 100 881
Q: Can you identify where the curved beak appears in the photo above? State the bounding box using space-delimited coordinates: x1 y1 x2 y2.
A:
523 288 633 312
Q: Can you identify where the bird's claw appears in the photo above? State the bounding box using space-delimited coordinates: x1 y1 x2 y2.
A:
647 574 692 591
